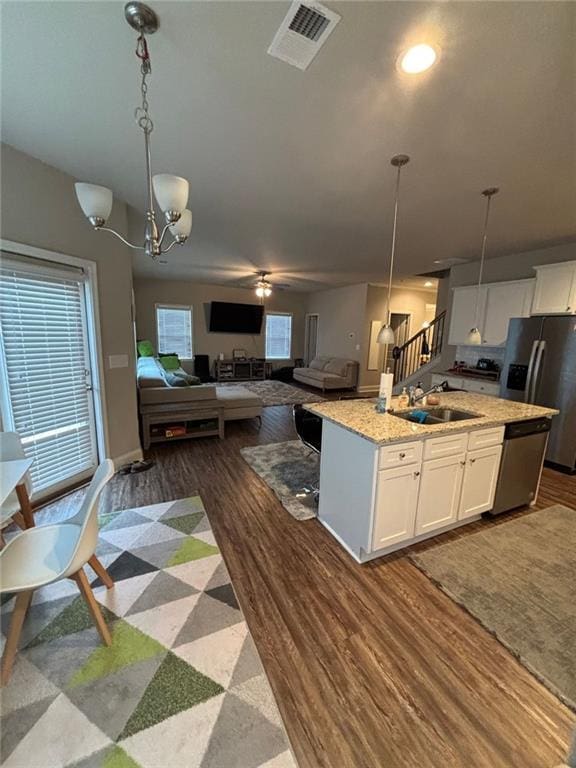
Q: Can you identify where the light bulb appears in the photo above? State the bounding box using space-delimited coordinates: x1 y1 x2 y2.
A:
398 44 438 74
264 287 272 297
256 286 265 298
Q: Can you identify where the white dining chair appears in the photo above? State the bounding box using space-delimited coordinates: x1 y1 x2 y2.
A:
0 459 116 684
0 432 32 532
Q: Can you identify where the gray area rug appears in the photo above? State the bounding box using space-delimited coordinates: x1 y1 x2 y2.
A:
219 380 324 407
411 505 576 711
240 441 320 521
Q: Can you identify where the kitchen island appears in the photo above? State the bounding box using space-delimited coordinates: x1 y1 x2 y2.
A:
305 393 558 563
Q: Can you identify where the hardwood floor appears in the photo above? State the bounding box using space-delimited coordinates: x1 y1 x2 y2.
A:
38 404 576 768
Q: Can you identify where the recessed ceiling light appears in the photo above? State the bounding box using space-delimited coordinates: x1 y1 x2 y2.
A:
424 280 433 287
398 44 438 74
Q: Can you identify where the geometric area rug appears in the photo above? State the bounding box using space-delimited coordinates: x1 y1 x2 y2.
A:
0 496 297 768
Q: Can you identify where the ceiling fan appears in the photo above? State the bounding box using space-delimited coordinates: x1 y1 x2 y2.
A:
252 271 291 298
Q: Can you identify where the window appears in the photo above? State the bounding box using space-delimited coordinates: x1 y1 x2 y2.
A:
156 305 193 358
0 258 98 496
265 313 292 360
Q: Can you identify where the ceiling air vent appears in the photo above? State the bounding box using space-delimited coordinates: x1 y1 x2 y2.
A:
268 1 341 71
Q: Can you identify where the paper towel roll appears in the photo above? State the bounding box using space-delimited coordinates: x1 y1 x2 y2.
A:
379 372 394 403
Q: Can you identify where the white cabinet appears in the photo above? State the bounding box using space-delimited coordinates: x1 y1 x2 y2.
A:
458 445 503 520
483 280 534 345
448 286 487 345
449 279 534 347
415 453 465 535
532 262 576 315
372 465 420 550
461 378 500 397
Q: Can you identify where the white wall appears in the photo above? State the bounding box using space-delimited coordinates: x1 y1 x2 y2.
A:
0 143 141 464
133 279 308 365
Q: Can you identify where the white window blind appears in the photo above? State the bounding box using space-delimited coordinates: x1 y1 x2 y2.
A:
266 313 292 360
156 305 193 358
0 265 97 495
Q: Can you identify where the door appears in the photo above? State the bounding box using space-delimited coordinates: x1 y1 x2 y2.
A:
533 317 576 469
459 445 503 520
414 454 465 535
372 464 419 550
499 317 543 402
304 313 319 365
482 281 534 346
0 258 99 499
448 286 487 346
532 264 576 315
385 313 410 371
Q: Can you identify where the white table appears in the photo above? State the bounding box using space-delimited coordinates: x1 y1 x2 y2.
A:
0 458 34 528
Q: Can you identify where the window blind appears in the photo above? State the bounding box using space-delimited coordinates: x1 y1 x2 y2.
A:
266 313 292 360
0 266 97 495
156 306 193 358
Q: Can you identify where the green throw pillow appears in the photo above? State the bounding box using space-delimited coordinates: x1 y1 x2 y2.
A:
137 339 154 357
159 354 180 371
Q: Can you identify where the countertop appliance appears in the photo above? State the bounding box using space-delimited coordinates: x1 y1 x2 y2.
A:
476 358 499 372
500 316 576 472
490 417 551 515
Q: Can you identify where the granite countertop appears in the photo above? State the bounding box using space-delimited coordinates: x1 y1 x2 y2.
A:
304 392 558 446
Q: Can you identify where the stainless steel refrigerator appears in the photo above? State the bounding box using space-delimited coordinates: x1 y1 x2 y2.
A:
500 316 576 472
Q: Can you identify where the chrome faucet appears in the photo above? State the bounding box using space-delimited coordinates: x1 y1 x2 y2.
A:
408 381 448 407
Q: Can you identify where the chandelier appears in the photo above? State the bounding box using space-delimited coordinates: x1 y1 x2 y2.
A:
74 2 192 260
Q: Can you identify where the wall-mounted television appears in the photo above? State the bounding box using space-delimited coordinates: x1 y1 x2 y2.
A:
209 302 264 334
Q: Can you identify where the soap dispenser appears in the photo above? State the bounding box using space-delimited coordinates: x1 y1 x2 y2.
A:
398 387 409 409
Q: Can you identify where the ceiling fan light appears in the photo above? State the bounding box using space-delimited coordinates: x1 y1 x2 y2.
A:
467 327 482 345
377 324 395 345
75 183 113 223
153 174 189 214
264 287 272 297
169 209 192 239
255 286 265 298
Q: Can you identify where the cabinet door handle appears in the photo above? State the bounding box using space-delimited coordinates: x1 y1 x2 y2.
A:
399 452 406 459
413 471 420 478
460 461 466 466
470 458 476 464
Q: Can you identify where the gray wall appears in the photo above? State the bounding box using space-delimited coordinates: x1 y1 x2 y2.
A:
133 279 308 365
0 143 141 463
306 284 368 364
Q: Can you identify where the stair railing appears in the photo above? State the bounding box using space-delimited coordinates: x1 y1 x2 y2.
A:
392 311 446 384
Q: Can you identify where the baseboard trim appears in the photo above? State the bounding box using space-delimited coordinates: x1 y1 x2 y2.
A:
356 385 379 394
112 448 144 470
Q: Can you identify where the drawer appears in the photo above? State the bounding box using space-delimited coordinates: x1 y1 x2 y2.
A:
378 440 423 470
462 379 500 396
424 432 468 460
467 426 504 451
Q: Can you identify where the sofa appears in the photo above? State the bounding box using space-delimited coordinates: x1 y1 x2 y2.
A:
137 357 263 447
293 357 359 392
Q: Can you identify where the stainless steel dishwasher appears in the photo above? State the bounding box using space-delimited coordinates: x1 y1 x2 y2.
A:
489 417 551 515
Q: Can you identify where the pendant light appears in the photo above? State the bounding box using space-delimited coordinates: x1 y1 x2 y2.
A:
377 154 410 345
467 187 499 345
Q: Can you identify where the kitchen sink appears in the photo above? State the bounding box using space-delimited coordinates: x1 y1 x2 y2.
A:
392 407 479 425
